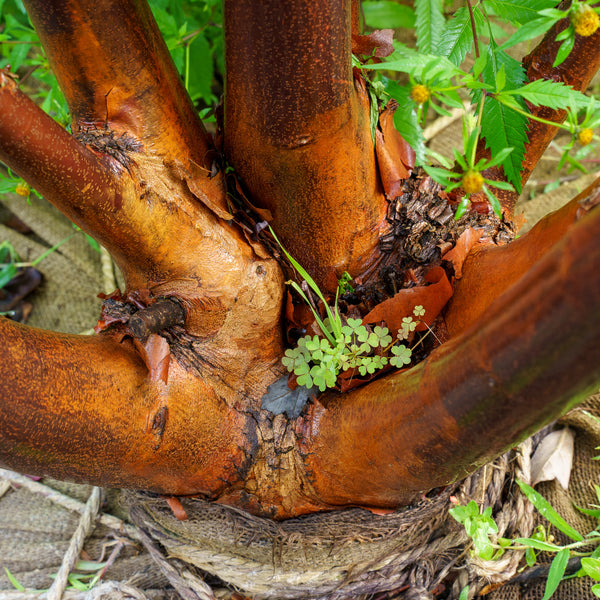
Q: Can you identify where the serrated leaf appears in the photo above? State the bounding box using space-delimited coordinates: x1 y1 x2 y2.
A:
415 0 445 53
486 0 557 25
505 78 586 110
530 428 575 490
477 42 528 192
542 548 570 600
501 14 562 49
366 44 462 80
517 480 584 542
437 6 485 66
363 1 416 29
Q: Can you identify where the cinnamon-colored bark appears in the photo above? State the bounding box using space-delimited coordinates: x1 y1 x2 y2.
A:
299 201 600 509
23 0 220 178
0 0 599 520
0 320 249 496
223 0 389 291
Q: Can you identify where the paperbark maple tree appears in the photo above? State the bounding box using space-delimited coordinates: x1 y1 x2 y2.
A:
0 0 600 520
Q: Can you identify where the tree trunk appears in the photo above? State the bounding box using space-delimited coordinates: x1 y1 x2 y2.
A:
0 0 600 519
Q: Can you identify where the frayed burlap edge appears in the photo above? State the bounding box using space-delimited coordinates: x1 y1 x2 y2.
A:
126 433 542 600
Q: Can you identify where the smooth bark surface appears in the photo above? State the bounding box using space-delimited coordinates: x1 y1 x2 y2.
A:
224 0 389 290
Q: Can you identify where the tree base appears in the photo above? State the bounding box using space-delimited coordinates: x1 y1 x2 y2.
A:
127 439 538 600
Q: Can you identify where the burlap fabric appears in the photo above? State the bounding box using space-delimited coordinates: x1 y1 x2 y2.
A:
0 187 599 600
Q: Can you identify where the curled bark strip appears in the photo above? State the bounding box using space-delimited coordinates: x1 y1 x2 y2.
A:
128 300 186 341
375 102 415 200
445 181 592 337
363 266 453 332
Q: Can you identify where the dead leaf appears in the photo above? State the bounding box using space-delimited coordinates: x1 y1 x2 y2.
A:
530 427 574 490
442 228 484 279
352 29 395 58
363 266 453 334
375 102 416 199
164 496 188 521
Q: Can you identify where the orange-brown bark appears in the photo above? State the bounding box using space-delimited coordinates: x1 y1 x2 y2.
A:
23 0 221 180
0 0 600 521
299 201 600 510
444 181 594 336
0 319 249 495
223 0 389 291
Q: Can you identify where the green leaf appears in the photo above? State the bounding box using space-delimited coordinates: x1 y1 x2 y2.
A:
514 537 562 552
517 481 584 542
593 584 600 598
366 44 462 80
582 557 600 582
542 548 570 600
482 184 503 217
437 6 485 66
3 567 25 592
476 41 528 192
485 0 557 25
484 178 514 191
480 146 514 169
0 262 17 289
187 33 214 104
415 0 445 54
500 13 562 49
363 1 416 29
504 79 586 110
553 34 574 67
496 64 506 93
574 504 600 518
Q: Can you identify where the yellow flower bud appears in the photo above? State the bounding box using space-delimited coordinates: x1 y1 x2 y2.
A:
410 84 431 105
462 170 484 194
15 182 30 197
571 4 599 37
578 127 594 145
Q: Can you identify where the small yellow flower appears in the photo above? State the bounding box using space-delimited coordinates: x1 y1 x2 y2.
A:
571 4 600 36
15 182 30 197
462 170 484 194
578 127 594 145
410 84 431 105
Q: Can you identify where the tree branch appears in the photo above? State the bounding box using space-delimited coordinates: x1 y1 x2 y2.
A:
223 0 389 291
480 20 600 217
298 202 600 509
23 0 219 176
0 70 128 240
0 319 250 496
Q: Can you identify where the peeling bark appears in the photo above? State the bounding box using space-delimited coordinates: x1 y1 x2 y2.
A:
0 0 599 520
